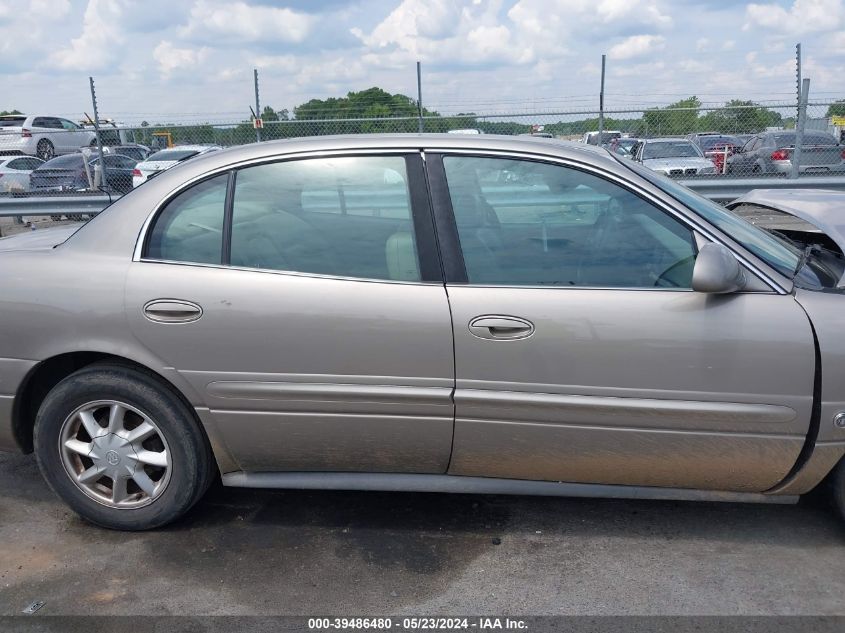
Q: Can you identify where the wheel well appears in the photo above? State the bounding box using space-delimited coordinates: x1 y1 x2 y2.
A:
12 352 197 454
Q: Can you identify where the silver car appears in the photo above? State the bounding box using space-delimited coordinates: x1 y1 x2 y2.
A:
632 138 717 176
1 135 843 531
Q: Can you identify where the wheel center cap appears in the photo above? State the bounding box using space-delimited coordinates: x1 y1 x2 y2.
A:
90 433 137 478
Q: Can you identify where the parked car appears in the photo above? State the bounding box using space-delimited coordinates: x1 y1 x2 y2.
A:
582 130 622 146
727 189 845 256
1 134 844 531
631 138 717 176
0 114 96 161
607 137 639 157
688 134 745 174
132 145 222 187
726 131 845 176
0 156 44 192
30 153 137 194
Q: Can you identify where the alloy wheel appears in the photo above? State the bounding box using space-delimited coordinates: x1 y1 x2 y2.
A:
58 400 172 509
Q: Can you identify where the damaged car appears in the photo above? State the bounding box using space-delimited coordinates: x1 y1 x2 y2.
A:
0 135 844 531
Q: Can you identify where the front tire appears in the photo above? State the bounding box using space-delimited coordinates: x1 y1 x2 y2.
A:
34 363 215 530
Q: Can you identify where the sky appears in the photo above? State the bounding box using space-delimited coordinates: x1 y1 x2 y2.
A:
0 0 843 124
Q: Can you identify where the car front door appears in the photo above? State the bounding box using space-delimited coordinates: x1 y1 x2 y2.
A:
427 152 815 492
58 118 86 151
125 152 455 474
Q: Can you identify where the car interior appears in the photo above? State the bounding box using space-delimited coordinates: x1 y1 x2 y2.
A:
444 156 697 288
146 157 421 282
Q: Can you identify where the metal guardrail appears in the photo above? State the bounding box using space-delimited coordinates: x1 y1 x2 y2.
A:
0 194 119 218
1 176 844 219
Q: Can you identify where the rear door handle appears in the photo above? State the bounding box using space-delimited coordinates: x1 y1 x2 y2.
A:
143 300 203 323
468 315 534 340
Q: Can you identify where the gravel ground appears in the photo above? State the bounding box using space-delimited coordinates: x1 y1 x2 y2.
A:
0 216 79 238
0 450 843 616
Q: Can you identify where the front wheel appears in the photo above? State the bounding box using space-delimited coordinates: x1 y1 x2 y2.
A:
34 363 216 530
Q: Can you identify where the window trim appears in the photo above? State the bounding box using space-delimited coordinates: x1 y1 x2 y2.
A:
425 150 783 293
141 171 230 266
136 151 443 285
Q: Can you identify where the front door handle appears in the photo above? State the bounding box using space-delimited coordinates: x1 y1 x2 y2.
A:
468 315 534 340
143 300 203 323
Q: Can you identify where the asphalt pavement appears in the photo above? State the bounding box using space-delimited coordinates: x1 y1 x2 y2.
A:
1 449 844 616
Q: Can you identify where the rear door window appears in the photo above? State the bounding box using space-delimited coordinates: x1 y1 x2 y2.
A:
230 156 420 281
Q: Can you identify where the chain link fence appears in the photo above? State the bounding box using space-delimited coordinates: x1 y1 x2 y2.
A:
1 100 843 206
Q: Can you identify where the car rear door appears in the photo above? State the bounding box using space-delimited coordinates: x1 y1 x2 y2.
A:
58 118 86 150
125 152 455 474
426 151 815 492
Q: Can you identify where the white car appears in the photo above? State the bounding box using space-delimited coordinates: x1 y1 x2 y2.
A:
0 155 45 192
632 138 717 177
0 114 96 160
132 145 222 187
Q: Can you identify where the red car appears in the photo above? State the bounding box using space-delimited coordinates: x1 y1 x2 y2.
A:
691 135 744 174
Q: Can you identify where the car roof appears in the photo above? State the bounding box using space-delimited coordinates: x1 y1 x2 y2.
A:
156 134 618 171
642 137 692 143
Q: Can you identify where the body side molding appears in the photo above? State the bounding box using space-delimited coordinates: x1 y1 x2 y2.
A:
221 471 799 505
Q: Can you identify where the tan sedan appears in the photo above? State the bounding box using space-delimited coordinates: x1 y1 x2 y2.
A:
0 134 843 530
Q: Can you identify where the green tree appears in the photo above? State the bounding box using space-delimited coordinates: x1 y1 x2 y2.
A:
827 101 845 117
293 87 442 135
699 100 782 134
642 97 701 136
0 109 23 116
261 106 279 122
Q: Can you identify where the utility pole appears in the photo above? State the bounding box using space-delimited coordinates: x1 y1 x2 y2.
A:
597 54 606 144
417 61 424 133
254 68 262 143
791 78 810 180
795 43 802 124
89 76 105 190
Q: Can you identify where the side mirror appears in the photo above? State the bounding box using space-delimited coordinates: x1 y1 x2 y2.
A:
692 243 746 294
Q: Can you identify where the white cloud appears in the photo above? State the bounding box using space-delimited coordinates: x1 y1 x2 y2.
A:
354 0 533 67
825 30 845 53
596 0 672 26
608 34 666 60
253 54 299 73
153 41 209 78
180 0 313 44
29 0 71 19
745 0 843 35
610 60 667 77
50 0 126 71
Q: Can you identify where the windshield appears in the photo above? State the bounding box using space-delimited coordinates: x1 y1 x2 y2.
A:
619 158 802 279
145 149 199 162
642 141 702 159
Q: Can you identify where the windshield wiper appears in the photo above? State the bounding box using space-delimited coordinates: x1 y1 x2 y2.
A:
794 243 823 276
